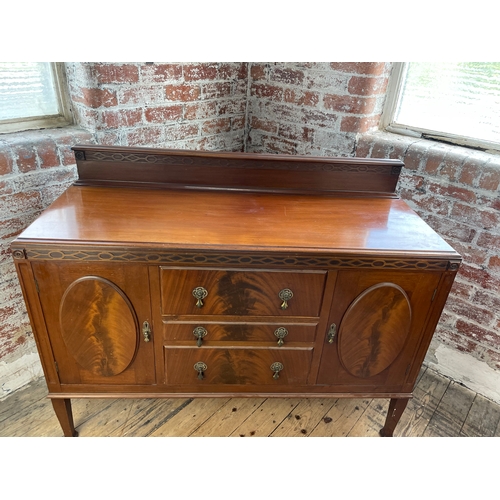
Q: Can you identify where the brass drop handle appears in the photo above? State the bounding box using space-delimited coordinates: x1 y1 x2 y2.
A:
271 362 284 379
193 326 207 347
142 321 151 342
192 287 208 308
279 288 293 310
327 323 337 344
274 327 288 346
194 362 207 380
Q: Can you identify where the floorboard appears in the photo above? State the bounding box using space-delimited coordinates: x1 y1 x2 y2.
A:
309 398 371 437
396 368 450 437
347 399 390 437
230 397 301 437
149 398 230 437
269 399 337 437
0 377 48 424
190 398 266 437
423 381 476 437
460 394 500 437
1 366 498 437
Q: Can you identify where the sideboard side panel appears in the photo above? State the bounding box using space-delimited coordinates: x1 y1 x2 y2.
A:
14 260 60 387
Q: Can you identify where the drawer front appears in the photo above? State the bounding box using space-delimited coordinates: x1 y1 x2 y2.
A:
163 323 317 346
160 268 326 317
164 347 313 385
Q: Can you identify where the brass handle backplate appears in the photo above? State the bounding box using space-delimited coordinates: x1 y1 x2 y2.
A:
194 361 207 380
193 326 208 347
142 321 151 342
192 287 208 308
274 327 288 346
278 289 293 310
327 323 337 344
270 362 284 379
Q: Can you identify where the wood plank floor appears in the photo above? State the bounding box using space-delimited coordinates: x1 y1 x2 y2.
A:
1 365 500 437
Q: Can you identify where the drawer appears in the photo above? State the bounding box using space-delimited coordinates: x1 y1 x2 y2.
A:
163 323 317 346
164 347 313 385
160 268 326 317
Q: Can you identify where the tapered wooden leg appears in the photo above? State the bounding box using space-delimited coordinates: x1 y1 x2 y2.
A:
379 397 409 437
51 398 78 437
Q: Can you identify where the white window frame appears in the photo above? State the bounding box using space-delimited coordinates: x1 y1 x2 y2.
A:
380 62 500 154
0 62 73 134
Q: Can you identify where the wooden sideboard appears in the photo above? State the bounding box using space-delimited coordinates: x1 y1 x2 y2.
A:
11 145 461 437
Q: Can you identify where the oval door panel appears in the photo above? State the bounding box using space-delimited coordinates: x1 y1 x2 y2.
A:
59 277 138 377
338 283 412 378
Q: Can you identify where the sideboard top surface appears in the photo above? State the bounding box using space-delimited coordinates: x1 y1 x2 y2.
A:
13 146 460 259
16 184 459 257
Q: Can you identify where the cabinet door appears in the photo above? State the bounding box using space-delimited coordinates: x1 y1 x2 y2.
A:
32 261 155 385
317 269 441 390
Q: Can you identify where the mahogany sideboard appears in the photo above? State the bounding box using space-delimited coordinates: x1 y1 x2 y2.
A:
11 145 461 437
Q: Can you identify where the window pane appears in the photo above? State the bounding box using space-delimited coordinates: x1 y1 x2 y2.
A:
394 62 500 144
0 62 59 121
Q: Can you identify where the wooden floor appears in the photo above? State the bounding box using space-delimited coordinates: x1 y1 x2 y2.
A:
1 365 500 437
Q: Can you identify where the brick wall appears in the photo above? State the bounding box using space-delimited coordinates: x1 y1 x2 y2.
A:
247 62 390 155
246 62 500 402
2 61 499 403
357 132 500 402
0 127 93 395
0 62 249 396
65 62 248 151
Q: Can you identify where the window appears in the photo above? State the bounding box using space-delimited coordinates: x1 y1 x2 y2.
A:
0 62 72 134
381 62 500 153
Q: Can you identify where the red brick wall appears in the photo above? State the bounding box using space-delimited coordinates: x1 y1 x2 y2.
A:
1 62 250 395
357 132 500 378
66 62 248 151
247 62 390 155
2 61 499 400
0 128 93 394
246 63 500 394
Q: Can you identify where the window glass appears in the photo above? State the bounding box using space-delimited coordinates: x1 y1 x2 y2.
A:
390 62 500 148
0 62 60 121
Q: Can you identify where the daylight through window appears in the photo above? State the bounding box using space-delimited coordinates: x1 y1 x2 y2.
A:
382 62 500 152
0 62 71 133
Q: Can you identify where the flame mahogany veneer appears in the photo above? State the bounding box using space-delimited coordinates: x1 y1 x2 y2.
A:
11 145 461 437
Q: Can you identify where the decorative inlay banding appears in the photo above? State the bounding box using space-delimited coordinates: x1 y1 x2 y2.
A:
79 150 400 174
23 247 451 270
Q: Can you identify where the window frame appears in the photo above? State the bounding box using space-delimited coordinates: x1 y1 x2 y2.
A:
380 62 500 154
0 62 73 134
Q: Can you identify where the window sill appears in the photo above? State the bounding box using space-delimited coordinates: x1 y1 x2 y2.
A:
357 130 500 168
384 125 500 156
0 126 94 176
